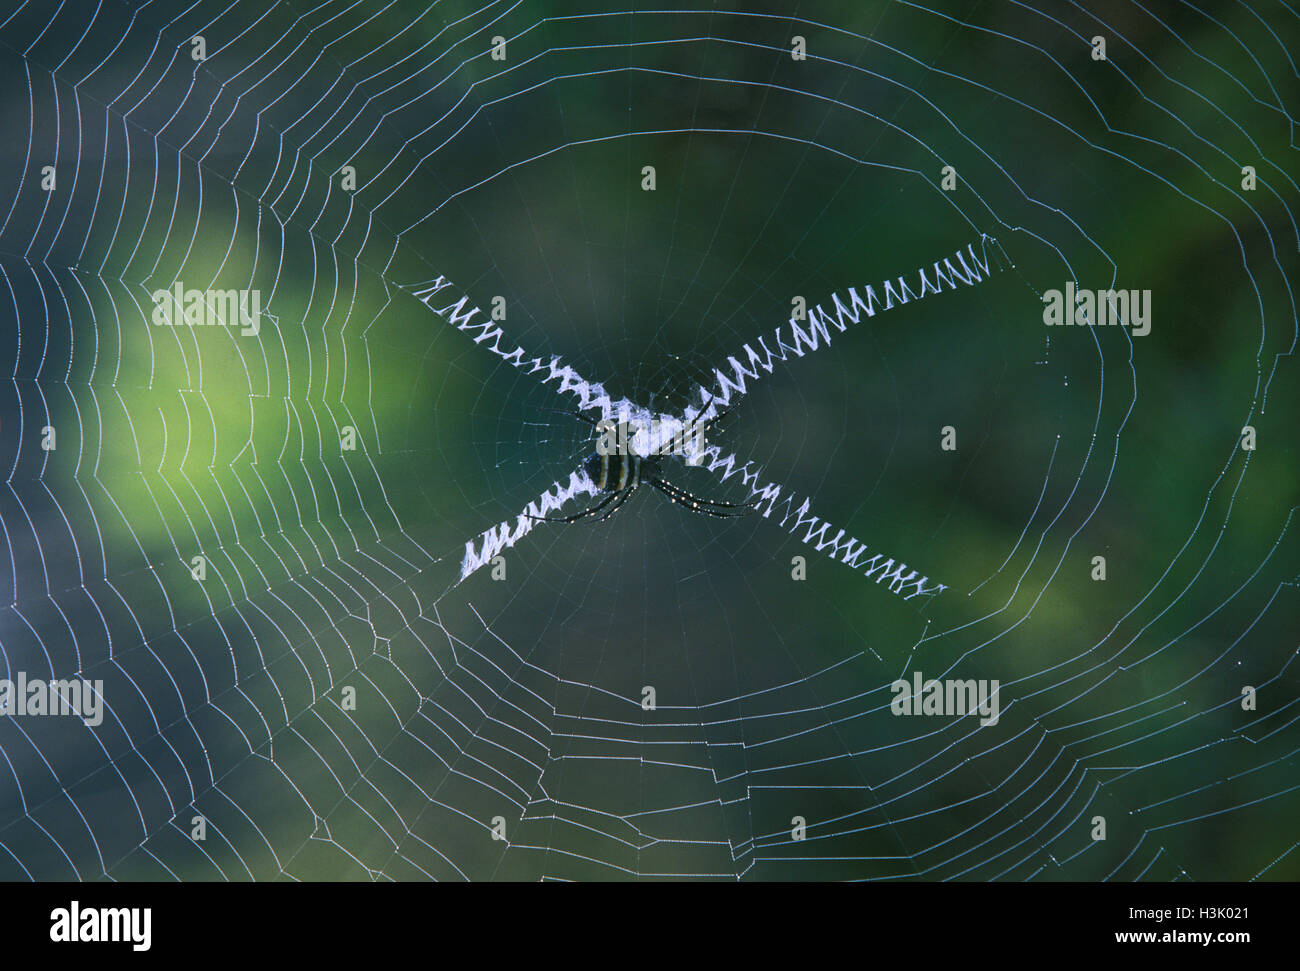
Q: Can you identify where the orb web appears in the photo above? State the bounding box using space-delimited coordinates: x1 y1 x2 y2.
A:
0 1 1296 881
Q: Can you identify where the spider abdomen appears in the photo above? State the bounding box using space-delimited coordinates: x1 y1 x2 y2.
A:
529 413 752 525
586 451 646 491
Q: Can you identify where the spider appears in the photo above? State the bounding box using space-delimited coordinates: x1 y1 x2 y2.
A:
526 402 759 524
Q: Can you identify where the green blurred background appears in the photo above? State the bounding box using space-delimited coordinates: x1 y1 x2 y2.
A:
0 0 1296 880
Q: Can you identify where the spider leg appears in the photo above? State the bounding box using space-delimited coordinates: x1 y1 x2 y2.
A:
525 489 618 523
590 485 635 523
650 484 751 519
696 388 741 433
651 476 759 510
700 406 732 434
682 388 723 436
536 405 604 428
677 390 737 454
648 478 757 518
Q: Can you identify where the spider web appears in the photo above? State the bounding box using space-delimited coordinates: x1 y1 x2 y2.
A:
0 0 1297 882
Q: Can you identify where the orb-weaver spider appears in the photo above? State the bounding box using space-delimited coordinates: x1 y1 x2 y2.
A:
526 400 759 524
